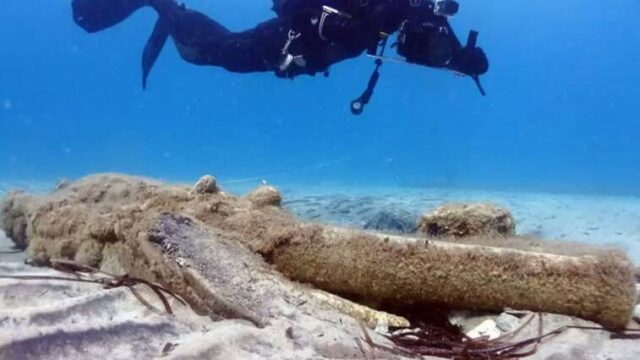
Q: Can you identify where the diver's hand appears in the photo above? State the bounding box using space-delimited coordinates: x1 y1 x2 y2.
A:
449 46 489 76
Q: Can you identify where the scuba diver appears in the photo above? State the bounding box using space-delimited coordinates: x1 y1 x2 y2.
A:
72 0 489 114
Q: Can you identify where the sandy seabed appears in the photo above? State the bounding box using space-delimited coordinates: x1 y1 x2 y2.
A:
1 180 639 359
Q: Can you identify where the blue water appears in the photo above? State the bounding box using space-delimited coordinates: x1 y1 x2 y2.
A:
1 0 639 195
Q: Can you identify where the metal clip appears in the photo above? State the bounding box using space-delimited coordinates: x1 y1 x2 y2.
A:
319 6 352 41
282 30 301 56
279 30 301 71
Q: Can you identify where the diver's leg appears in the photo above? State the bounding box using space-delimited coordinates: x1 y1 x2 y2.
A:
72 0 291 85
72 0 147 33
218 19 292 73
173 17 291 73
149 0 289 72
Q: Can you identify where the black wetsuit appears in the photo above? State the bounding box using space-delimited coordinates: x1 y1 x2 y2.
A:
72 0 488 88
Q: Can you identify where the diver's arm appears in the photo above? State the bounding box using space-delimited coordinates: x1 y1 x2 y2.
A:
444 22 489 77
437 17 490 95
426 8 488 76
402 8 488 77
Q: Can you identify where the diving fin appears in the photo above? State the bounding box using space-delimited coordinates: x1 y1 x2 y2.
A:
472 75 486 96
142 19 170 90
72 0 147 33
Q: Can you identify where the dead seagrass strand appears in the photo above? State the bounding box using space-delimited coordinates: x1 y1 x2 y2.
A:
270 227 637 329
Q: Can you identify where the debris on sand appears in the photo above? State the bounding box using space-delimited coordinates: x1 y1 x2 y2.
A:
245 185 283 207
194 175 219 194
419 202 516 237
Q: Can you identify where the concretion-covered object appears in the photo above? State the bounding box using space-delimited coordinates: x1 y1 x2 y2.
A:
194 175 219 194
418 202 516 237
246 185 282 207
0 174 636 329
0 192 34 250
271 228 636 329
